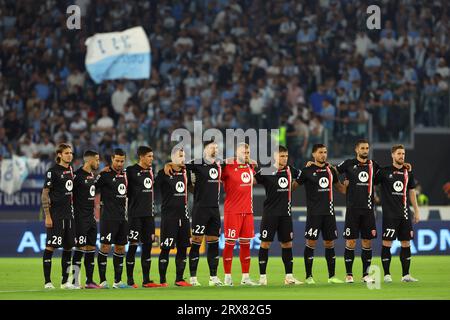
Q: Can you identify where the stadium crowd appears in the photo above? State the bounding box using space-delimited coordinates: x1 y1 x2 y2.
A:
0 0 449 168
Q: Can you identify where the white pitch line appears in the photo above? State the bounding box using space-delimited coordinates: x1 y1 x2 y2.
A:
0 290 48 293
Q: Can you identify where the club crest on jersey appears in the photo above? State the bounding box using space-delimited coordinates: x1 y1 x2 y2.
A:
241 172 251 183
393 181 404 192
89 185 96 197
358 171 369 182
65 180 73 191
144 177 152 189
118 183 126 195
175 181 185 193
319 177 329 188
278 177 288 188
209 168 218 179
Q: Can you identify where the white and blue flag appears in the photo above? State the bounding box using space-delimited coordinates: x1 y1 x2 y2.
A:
84 26 151 84
0 155 39 195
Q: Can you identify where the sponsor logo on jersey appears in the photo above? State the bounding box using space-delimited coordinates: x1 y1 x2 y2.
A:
65 180 73 191
278 177 288 188
144 177 152 189
393 181 404 192
175 181 185 193
319 177 329 188
209 168 218 179
89 185 95 197
241 172 251 183
358 171 369 183
118 183 126 195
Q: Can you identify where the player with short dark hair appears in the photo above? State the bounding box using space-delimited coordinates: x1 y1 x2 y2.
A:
164 139 223 286
95 148 131 289
155 147 192 287
293 144 346 284
375 144 420 282
256 145 303 285
125 146 161 288
71 150 101 289
42 143 77 289
336 139 380 284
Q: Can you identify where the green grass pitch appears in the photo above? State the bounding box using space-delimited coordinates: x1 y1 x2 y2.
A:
0 256 449 300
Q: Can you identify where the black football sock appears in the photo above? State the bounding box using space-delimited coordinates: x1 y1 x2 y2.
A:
71 248 84 285
158 248 170 284
97 250 108 283
126 244 138 285
400 246 411 277
207 240 219 277
344 247 355 276
304 245 314 278
381 246 392 275
43 249 53 284
282 247 293 274
141 243 152 284
113 252 124 283
61 249 72 284
258 247 269 275
84 250 96 284
361 247 373 277
325 247 336 278
189 242 201 277
176 247 187 282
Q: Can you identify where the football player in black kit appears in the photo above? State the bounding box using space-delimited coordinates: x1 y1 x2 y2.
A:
375 144 420 283
42 143 77 289
125 146 161 288
155 147 192 287
164 139 223 286
95 148 131 289
293 144 346 285
71 150 101 289
255 145 303 285
336 140 380 284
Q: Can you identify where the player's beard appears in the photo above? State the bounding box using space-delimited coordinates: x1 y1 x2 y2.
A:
359 154 368 159
395 159 404 166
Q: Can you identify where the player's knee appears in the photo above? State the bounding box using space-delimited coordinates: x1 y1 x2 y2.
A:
280 241 292 249
260 241 271 249
323 240 334 248
100 244 111 253
400 241 410 248
85 245 96 251
238 238 250 244
206 235 219 242
306 239 316 248
382 240 392 248
114 245 126 254
225 239 236 247
192 235 203 244
361 239 372 249
346 239 356 249
45 246 54 252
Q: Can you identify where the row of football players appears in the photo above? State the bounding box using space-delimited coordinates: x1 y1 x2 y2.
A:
41 139 419 289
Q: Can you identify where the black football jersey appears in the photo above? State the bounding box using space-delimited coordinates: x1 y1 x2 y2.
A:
43 164 74 220
375 166 416 219
296 164 340 216
337 158 380 211
95 169 128 221
255 165 301 216
155 168 191 219
126 163 155 217
73 167 96 220
185 159 222 208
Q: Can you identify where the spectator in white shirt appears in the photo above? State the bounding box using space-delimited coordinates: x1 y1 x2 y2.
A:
111 83 131 115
